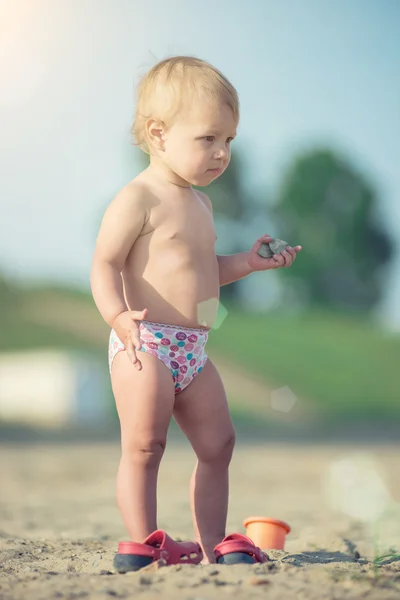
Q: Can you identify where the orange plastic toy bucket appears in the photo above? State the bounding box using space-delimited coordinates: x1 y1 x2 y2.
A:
243 516 291 550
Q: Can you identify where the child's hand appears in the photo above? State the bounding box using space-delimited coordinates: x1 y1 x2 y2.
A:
112 308 148 370
248 234 302 272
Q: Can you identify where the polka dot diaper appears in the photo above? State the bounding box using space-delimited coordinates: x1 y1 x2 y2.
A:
108 320 209 394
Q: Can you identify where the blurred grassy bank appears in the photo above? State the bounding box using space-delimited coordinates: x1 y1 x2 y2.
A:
1 284 399 430
208 303 400 422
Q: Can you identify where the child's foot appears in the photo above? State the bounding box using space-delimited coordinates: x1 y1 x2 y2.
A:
200 556 216 566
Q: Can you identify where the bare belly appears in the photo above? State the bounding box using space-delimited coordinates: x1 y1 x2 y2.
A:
122 249 220 329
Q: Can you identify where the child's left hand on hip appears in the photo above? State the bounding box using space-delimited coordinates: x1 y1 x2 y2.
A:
248 234 302 272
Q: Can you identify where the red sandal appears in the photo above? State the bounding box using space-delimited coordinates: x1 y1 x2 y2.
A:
114 529 203 573
214 533 269 565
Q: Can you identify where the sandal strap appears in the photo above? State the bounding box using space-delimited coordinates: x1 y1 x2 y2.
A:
117 530 202 565
117 541 165 559
214 534 268 563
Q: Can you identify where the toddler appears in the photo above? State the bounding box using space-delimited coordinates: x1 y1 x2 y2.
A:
91 56 301 570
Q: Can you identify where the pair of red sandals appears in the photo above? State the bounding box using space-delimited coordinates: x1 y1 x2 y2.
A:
114 530 268 572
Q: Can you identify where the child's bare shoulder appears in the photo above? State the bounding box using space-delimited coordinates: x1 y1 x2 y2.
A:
108 177 151 215
94 178 153 266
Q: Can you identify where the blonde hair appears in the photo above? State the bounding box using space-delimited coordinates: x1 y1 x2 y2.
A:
132 56 239 153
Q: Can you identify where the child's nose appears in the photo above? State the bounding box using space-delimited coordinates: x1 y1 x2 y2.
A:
214 146 229 160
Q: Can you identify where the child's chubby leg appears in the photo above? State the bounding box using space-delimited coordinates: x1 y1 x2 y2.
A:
111 348 175 542
173 359 236 564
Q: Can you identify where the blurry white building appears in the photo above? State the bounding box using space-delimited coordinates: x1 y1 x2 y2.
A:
0 349 110 428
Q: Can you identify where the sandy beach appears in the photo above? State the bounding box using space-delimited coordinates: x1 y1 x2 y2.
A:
1 439 399 599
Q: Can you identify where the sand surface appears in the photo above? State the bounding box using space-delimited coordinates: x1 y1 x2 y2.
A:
1 440 399 599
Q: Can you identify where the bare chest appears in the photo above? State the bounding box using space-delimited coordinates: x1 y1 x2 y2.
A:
145 195 216 250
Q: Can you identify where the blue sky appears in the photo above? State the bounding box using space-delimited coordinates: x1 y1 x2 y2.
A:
0 0 399 327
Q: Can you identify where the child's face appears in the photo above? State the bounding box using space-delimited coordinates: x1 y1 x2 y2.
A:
161 101 237 187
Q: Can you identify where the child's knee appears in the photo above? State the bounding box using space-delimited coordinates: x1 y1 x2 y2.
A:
121 437 166 468
197 431 236 465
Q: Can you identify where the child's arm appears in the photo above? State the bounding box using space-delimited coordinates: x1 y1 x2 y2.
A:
217 235 301 284
90 185 148 327
217 253 253 286
197 191 301 285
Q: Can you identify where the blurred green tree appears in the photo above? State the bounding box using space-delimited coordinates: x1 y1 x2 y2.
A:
272 148 394 311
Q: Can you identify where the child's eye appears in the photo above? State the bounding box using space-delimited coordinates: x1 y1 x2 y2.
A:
203 136 215 142
226 137 234 144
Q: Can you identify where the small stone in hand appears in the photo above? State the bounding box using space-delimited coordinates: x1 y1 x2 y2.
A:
258 239 290 258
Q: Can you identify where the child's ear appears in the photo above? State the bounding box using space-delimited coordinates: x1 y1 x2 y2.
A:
146 119 166 151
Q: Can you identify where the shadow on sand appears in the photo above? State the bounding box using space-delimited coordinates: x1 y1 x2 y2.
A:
281 550 367 566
